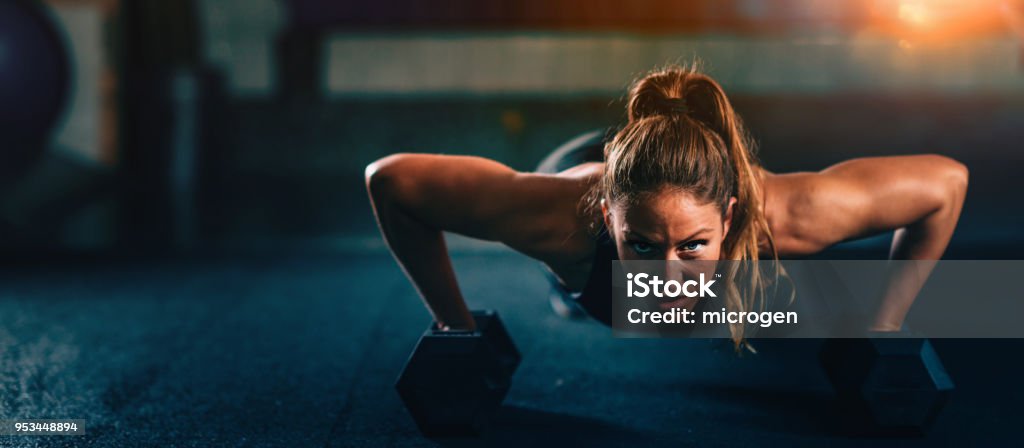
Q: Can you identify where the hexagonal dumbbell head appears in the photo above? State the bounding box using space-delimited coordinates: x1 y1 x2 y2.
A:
820 333 954 434
396 310 521 437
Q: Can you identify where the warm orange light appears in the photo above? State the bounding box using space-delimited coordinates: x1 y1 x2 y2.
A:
870 0 1009 41
898 1 934 27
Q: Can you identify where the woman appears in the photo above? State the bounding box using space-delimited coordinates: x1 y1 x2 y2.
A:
365 65 968 347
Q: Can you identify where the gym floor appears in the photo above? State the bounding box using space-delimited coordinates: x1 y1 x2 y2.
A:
0 249 1020 447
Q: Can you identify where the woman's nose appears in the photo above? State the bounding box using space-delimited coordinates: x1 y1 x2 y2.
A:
662 253 685 284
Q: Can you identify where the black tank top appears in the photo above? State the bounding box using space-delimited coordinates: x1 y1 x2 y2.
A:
574 228 617 327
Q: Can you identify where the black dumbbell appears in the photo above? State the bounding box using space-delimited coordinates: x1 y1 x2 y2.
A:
396 310 521 437
820 332 954 434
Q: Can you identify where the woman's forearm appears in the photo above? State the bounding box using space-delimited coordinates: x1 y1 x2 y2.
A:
872 168 968 331
871 234 938 331
366 164 476 331
364 153 585 331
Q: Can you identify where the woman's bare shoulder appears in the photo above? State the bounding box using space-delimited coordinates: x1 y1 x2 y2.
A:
524 162 603 282
546 161 604 181
761 169 827 256
759 155 967 257
761 163 871 257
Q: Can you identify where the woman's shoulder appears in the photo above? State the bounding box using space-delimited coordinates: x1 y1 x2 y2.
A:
544 160 604 180
760 167 837 257
510 161 604 269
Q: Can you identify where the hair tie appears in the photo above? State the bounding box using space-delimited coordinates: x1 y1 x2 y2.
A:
665 97 689 115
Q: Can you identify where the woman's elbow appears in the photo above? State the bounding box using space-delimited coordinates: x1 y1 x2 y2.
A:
949 158 969 198
936 155 969 201
365 153 416 202
924 154 969 211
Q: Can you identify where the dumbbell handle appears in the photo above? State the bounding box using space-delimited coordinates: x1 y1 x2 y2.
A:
433 326 477 335
435 321 477 332
430 310 497 335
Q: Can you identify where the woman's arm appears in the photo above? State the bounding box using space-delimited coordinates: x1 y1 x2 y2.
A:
365 153 594 331
768 155 969 330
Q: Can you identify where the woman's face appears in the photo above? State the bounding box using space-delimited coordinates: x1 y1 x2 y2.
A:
603 188 734 261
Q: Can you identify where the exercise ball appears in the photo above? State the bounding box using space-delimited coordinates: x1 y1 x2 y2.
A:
0 0 71 183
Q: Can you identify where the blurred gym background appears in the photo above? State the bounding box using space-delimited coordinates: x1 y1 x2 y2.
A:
3 0 1024 258
5 1 1024 445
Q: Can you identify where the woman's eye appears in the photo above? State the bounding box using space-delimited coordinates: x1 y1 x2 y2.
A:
630 242 654 254
682 241 706 252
